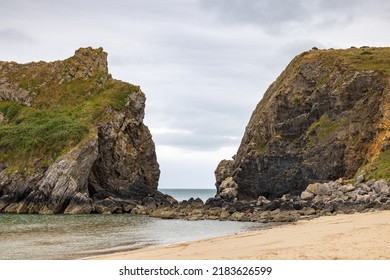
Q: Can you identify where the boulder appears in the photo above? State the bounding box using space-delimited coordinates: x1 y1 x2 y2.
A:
150 208 177 219
381 185 390 195
220 187 238 200
301 191 314 200
219 210 231 220
356 173 366 184
373 180 389 193
64 193 93 214
306 183 332 196
303 207 316 216
94 199 119 214
340 184 355 193
131 205 147 215
257 196 271 206
214 159 235 189
218 177 238 200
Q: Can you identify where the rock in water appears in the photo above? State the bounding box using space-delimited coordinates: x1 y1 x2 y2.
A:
0 47 160 214
216 47 390 200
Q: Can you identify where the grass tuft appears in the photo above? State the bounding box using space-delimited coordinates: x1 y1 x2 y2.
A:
0 73 140 171
364 149 390 181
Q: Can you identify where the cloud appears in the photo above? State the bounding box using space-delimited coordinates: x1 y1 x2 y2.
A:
199 0 309 32
2 0 390 188
148 102 245 150
153 131 239 151
0 28 33 42
156 145 237 188
198 0 390 35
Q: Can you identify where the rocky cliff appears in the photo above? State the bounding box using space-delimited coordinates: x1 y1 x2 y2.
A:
216 47 390 200
0 47 163 214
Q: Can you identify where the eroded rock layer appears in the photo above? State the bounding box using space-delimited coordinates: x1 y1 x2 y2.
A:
216 47 390 200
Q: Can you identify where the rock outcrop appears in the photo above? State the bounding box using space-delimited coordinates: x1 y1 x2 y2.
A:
0 47 165 214
216 47 390 200
147 176 390 223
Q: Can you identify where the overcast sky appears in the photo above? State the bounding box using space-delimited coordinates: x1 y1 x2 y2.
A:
1 0 390 189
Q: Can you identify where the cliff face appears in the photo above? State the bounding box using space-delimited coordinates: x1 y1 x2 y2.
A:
0 47 161 214
216 47 390 200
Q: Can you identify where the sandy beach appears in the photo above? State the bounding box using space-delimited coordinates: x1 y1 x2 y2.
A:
91 210 390 260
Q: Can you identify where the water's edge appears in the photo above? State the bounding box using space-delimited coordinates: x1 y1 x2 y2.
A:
82 221 280 260
0 188 281 260
0 213 268 260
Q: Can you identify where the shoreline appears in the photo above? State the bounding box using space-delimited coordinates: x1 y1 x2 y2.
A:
90 210 390 260
83 221 280 260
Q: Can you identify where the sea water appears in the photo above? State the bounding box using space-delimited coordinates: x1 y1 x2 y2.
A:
159 188 216 202
0 189 267 260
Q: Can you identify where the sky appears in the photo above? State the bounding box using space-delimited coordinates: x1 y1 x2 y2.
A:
1 0 390 189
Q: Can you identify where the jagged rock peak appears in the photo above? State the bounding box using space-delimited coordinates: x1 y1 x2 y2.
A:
64 47 108 80
0 46 110 106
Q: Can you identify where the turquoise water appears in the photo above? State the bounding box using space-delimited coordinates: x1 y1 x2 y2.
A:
0 189 268 260
159 188 216 202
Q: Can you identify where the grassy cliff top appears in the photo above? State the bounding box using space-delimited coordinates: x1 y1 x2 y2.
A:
300 46 390 74
0 47 139 172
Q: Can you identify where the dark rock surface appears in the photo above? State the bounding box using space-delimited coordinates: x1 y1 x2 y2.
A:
215 48 390 200
88 90 160 201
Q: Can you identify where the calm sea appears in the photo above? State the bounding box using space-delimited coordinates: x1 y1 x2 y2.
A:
0 189 269 260
159 188 216 202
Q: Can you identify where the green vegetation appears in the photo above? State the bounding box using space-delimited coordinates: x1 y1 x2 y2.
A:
301 47 390 180
0 74 139 171
0 110 88 169
0 102 23 121
362 149 390 180
306 114 347 149
292 95 303 105
254 143 267 154
304 47 390 75
19 79 40 91
360 51 373 56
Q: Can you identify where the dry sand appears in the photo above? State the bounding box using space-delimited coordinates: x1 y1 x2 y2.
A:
91 210 390 260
